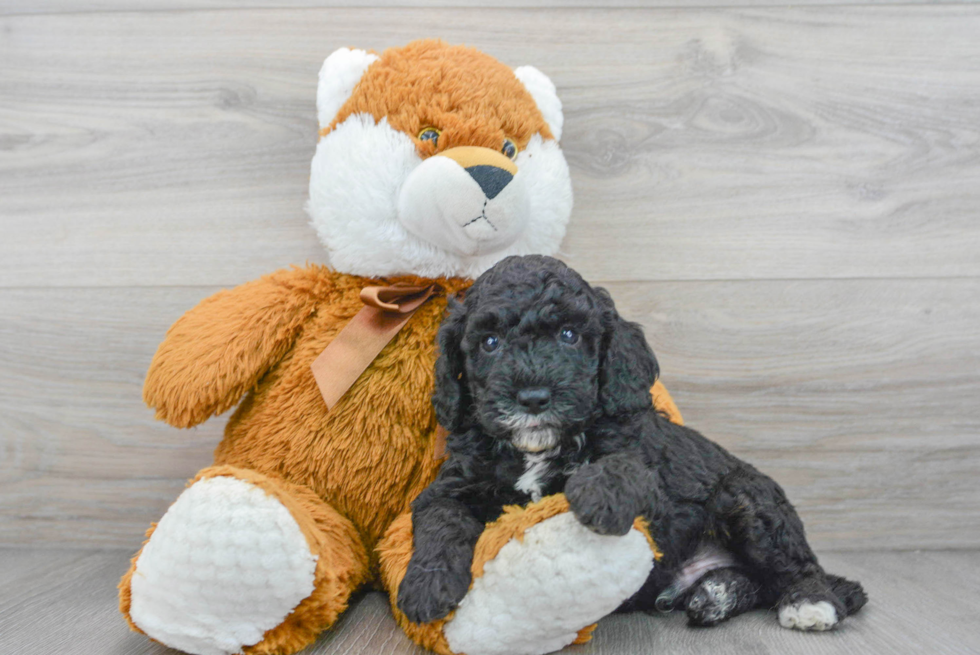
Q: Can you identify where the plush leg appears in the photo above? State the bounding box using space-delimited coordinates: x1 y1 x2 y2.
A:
378 494 659 655
119 466 369 655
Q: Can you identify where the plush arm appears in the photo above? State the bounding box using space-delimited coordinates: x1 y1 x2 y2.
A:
652 379 683 425
144 270 321 428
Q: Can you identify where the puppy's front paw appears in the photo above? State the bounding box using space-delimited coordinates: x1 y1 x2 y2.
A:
397 558 472 624
565 462 640 536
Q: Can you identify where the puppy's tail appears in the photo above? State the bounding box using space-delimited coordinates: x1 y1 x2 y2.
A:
827 574 868 616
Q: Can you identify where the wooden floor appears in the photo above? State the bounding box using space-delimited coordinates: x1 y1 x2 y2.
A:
1 548 978 655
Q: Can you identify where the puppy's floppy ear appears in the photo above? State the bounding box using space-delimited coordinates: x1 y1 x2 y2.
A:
433 294 471 432
596 287 660 417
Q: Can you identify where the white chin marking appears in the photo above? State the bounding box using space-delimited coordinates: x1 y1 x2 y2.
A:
129 476 318 655
778 600 839 631
514 438 558 454
444 512 654 655
500 415 559 454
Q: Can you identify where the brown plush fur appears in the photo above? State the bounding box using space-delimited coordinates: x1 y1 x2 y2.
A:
118 524 153 635
119 465 370 653
323 40 553 155
206 467 369 655
653 380 683 427
126 264 683 653
143 266 470 557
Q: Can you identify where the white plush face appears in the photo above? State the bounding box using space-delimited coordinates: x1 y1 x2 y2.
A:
307 48 573 280
397 147 529 259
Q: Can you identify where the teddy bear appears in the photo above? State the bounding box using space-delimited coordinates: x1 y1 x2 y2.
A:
118 39 683 655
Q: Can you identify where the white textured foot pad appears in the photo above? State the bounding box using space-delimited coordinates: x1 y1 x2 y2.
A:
444 513 654 655
129 476 318 655
779 600 839 631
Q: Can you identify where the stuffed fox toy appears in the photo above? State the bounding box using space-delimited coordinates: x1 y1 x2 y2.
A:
119 40 682 655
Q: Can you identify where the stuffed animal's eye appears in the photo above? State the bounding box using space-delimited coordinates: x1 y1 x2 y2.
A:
419 128 441 146
559 328 579 345
501 138 518 160
482 335 500 353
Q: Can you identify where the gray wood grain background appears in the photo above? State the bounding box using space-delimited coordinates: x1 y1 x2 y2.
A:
1 2 978 551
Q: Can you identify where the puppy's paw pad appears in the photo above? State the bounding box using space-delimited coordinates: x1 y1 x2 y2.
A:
687 580 737 626
778 600 839 631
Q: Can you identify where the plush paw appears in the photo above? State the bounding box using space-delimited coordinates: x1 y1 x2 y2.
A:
778 600 840 631
127 475 318 655
397 559 472 624
565 461 648 535
443 511 655 655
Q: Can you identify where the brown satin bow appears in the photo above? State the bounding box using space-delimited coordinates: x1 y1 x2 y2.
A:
311 283 438 411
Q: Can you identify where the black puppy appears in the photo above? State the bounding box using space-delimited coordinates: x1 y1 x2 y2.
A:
398 255 866 631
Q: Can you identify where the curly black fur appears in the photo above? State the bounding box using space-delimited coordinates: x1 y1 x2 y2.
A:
398 255 867 628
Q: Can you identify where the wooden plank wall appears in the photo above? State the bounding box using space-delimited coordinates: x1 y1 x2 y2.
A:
1 3 978 551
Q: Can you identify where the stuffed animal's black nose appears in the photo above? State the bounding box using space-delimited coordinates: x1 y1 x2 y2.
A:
517 387 551 414
465 165 513 200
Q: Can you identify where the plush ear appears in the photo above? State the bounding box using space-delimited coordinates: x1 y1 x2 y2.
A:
432 295 471 433
317 47 379 129
596 288 660 417
513 65 563 141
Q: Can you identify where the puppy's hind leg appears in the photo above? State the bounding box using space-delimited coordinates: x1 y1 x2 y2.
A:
776 575 846 631
827 573 868 616
685 568 760 627
713 466 850 631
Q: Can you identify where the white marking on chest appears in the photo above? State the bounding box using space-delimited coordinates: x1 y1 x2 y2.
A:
516 452 554 502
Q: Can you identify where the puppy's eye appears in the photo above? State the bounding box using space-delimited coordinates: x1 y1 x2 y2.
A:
558 328 580 345
418 128 441 147
482 335 500 352
501 138 518 160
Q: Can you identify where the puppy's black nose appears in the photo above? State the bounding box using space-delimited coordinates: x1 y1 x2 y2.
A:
517 387 551 414
465 165 513 200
